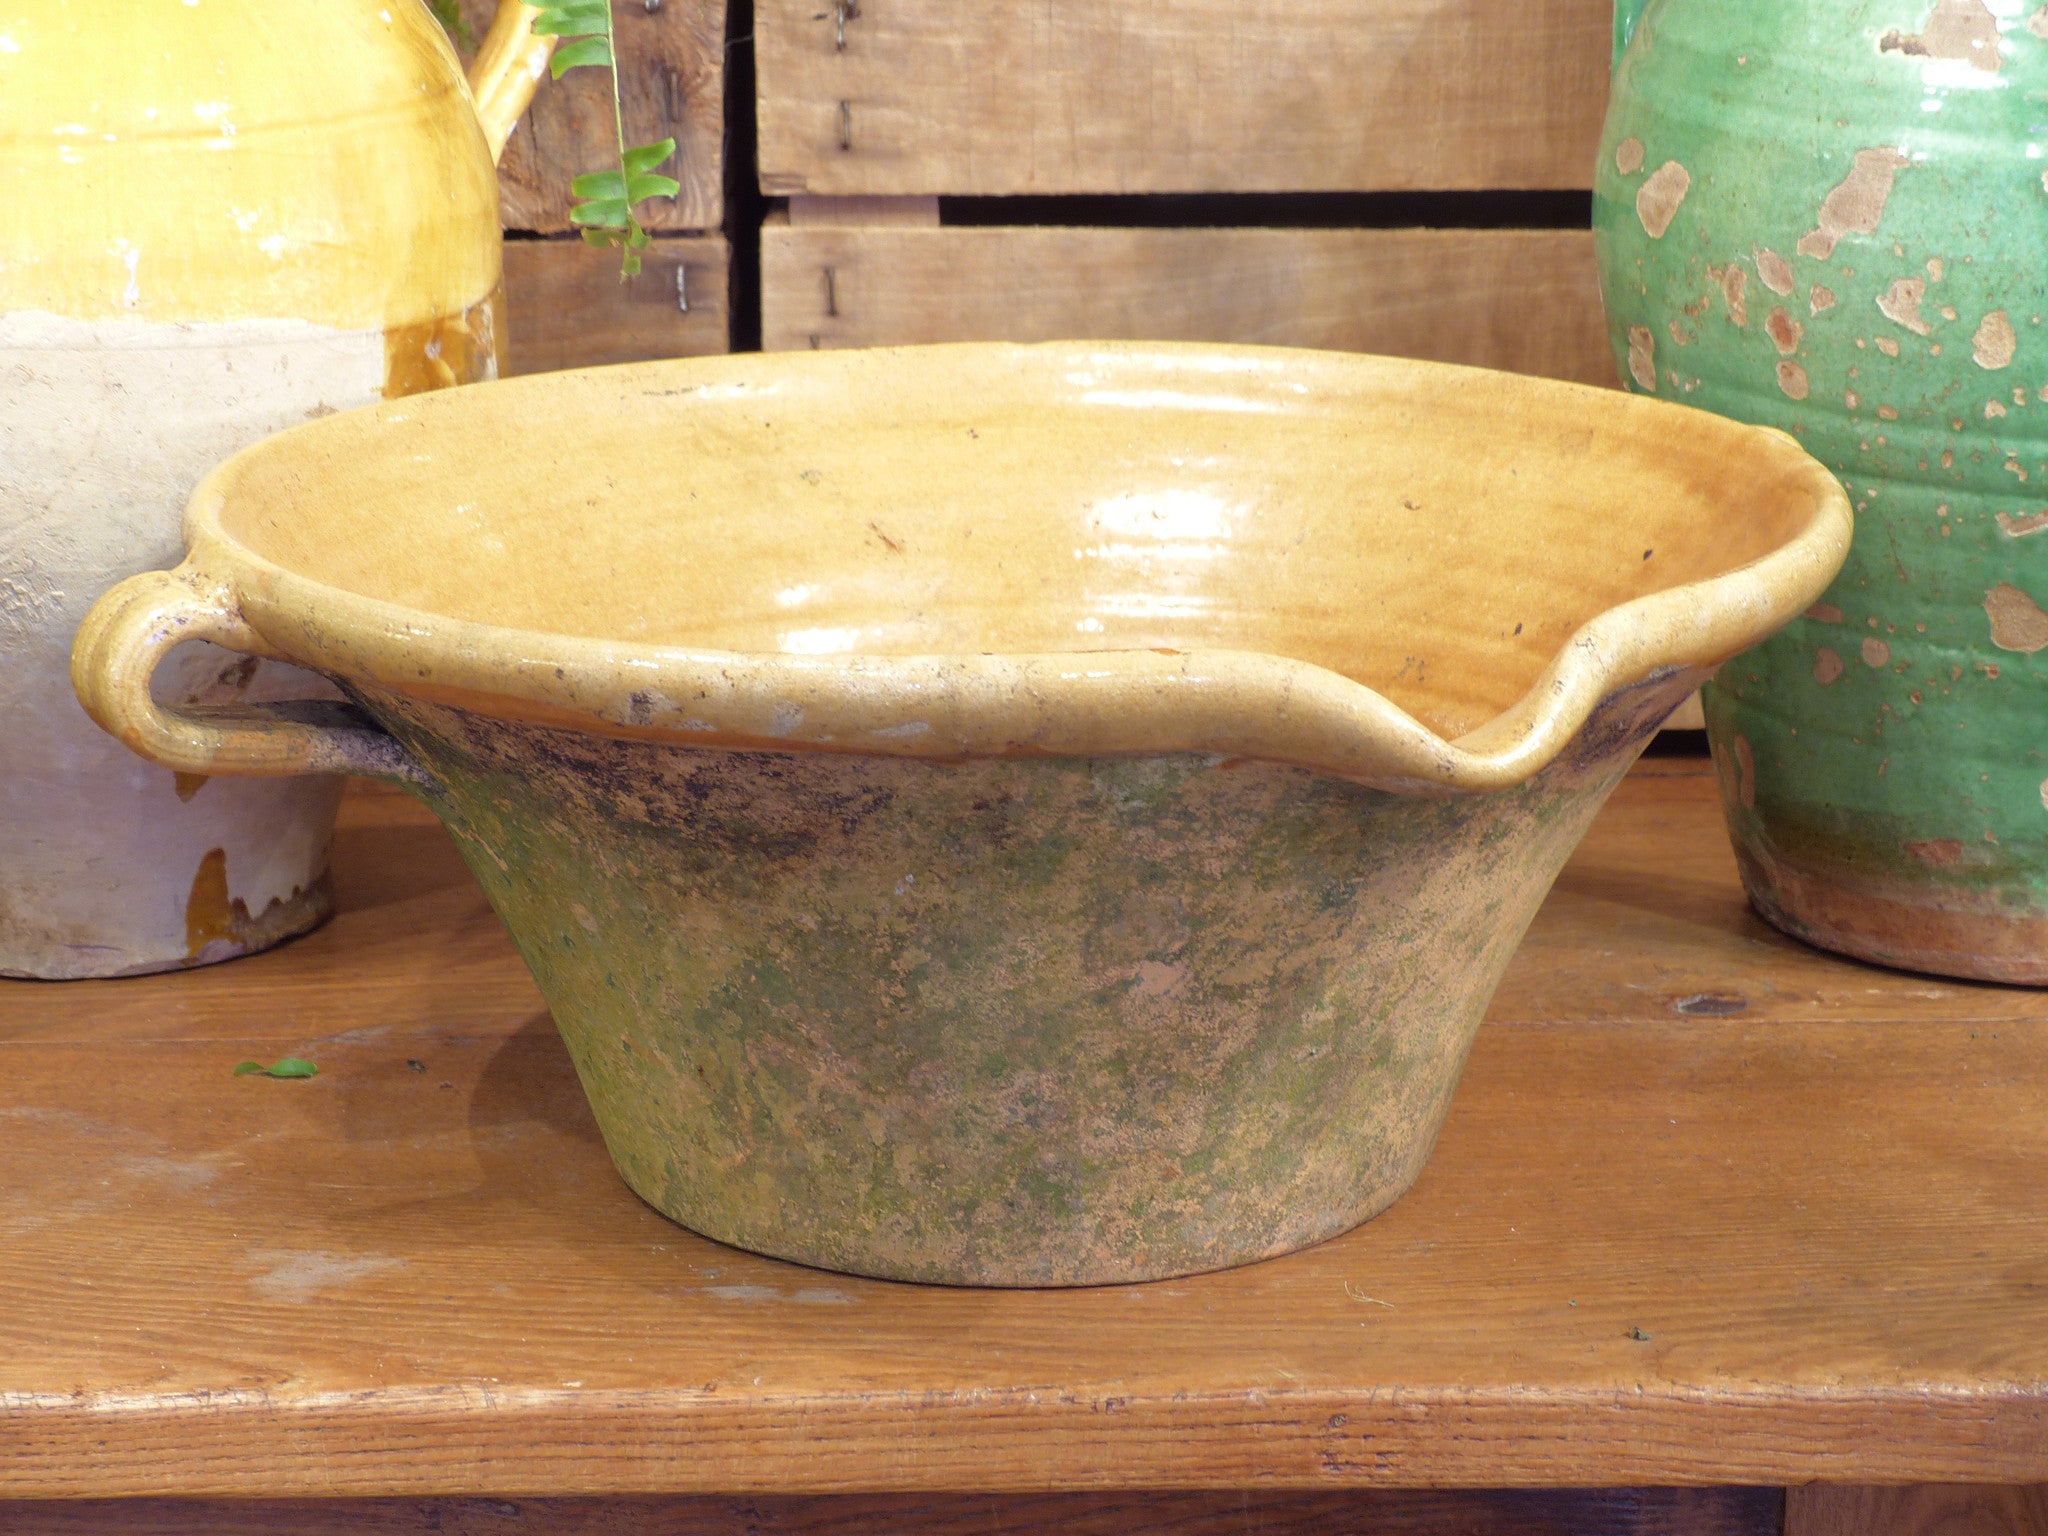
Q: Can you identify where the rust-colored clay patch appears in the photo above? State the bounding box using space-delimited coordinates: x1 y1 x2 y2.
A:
1985 582 2048 651
1707 264 1749 327
1810 284 1837 314
1767 307 1804 355
1798 148 1910 260
1806 603 1844 623
1755 248 1795 296
1905 838 1966 867
1635 161 1692 238
1627 325 1658 391
1996 509 2048 537
1973 310 2017 369
1861 637 1891 667
1132 960 1187 998
1814 646 1846 684
1777 361 1810 400
1739 838 2048 982
1877 277 1933 335
1615 136 1646 174
2031 4 2048 36
1880 0 2003 71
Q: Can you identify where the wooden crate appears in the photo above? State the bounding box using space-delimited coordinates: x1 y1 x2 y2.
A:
755 0 1608 197
503 235 730 376
755 0 1615 386
454 0 732 368
764 217 1607 383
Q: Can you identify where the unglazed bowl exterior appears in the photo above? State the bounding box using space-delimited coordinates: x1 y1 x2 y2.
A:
72 343 1850 1284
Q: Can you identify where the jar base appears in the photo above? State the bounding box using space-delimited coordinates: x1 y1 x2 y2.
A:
1734 844 2048 986
0 874 334 982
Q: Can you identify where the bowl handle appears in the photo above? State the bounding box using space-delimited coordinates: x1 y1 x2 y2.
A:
70 567 432 790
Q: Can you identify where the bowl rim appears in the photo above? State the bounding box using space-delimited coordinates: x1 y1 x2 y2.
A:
176 341 1852 791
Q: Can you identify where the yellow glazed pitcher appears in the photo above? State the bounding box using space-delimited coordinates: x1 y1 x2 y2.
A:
0 1 553 977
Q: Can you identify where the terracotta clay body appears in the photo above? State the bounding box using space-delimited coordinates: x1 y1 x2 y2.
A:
73 345 1849 1282
0 0 550 977
1596 0 2048 979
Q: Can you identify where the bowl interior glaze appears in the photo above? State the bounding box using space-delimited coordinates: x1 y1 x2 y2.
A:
214 343 1822 743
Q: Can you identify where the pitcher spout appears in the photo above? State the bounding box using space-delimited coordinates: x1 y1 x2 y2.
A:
467 2 558 165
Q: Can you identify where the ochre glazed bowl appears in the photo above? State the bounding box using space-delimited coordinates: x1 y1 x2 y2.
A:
74 344 1849 1285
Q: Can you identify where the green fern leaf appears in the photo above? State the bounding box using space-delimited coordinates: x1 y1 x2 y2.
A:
626 172 680 203
550 35 613 75
622 138 678 177
570 198 633 228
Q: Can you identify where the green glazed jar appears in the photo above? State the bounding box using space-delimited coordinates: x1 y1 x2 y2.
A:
1596 0 2048 980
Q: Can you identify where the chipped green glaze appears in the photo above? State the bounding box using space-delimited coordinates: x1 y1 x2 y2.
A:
1596 0 2048 979
361 675 1681 1286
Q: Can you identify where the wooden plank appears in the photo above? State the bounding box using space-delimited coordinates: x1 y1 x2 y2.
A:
2 765 2047 1495
0 1489 1784 1535
761 225 1615 387
502 235 730 374
1786 1486 2048 1536
457 0 724 233
755 0 1610 196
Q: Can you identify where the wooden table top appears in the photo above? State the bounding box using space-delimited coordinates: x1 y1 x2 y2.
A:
3 757 2044 1499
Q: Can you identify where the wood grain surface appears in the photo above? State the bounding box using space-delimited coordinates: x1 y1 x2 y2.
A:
0 1488 1783 1535
761 225 1614 386
502 236 731 374
459 0 724 233
1786 1484 2048 1536
754 0 1610 196
2 762 2045 1498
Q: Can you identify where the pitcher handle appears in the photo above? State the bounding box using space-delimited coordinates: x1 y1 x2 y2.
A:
469 1 560 165
70 568 432 790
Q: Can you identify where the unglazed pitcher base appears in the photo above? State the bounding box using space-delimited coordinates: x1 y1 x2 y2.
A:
1734 843 2048 986
2 304 495 980
3 879 337 982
